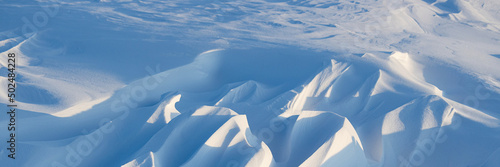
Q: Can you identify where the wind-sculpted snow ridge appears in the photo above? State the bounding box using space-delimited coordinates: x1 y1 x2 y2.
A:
2 49 499 167
1 0 500 167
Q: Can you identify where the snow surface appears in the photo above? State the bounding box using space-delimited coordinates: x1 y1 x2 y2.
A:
1 0 500 166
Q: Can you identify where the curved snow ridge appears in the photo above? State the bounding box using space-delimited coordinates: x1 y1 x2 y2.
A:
5 47 500 167
428 0 500 31
382 0 500 34
380 95 500 166
0 33 124 115
216 80 275 106
288 52 443 122
121 89 371 167
123 106 272 167
181 115 271 167
280 111 367 167
280 51 500 166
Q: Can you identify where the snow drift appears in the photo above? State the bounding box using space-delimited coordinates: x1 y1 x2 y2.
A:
1 0 500 166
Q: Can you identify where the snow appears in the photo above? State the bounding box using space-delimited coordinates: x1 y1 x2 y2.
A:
1 0 500 166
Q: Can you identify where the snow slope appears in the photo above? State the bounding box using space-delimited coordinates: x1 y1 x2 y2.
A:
1 0 500 166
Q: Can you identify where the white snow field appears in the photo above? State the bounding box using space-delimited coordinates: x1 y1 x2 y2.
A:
1 0 500 166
